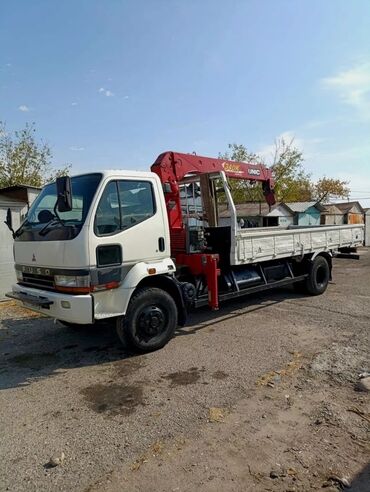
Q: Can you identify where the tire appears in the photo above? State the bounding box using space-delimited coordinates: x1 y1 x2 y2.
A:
304 256 330 295
116 287 178 352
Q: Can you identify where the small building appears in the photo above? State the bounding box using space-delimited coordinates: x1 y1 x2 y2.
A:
284 201 325 226
320 204 344 225
0 184 41 300
364 208 370 246
333 201 365 224
0 184 40 217
218 202 294 228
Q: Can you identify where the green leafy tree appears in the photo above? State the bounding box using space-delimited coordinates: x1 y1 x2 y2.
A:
0 122 70 188
270 137 312 202
218 143 264 203
313 177 350 202
219 139 350 204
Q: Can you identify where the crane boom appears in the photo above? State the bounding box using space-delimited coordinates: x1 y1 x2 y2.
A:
151 151 275 203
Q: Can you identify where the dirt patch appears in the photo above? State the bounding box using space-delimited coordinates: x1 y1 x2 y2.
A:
9 351 59 371
81 383 144 416
309 343 368 384
256 350 303 387
212 370 229 380
0 300 42 318
161 367 203 386
113 357 145 378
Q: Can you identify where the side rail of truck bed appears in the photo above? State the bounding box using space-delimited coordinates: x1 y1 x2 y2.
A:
232 224 364 265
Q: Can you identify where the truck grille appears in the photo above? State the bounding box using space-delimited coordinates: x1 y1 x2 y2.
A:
20 273 55 290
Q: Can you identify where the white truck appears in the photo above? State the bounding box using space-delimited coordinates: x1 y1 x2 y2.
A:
5 151 364 352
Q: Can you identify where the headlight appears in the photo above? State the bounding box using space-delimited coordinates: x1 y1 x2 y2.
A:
15 269 23 282
54 275 91 293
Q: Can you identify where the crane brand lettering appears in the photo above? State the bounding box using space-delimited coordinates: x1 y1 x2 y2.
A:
222 162 243 174
248 168 261 176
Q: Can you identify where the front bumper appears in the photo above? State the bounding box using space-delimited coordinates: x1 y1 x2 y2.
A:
7 284 94 324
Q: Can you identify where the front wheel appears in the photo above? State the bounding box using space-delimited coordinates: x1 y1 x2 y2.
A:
116 287 178 352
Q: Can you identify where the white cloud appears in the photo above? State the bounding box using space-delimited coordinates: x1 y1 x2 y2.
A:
71 102 78 106
18 105 30 112
98 87 114 97
321 62 370 118
69 146 85 151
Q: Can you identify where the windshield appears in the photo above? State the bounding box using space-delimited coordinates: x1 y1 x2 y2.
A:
15 173 102 241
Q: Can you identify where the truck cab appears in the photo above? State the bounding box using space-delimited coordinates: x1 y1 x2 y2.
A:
9 170 182 352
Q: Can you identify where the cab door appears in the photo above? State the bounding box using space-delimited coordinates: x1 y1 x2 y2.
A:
92 177 168 266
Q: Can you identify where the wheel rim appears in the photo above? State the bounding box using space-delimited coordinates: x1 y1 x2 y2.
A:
135 304 168 343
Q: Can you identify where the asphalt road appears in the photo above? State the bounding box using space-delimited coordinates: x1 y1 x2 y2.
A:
0 250 369 491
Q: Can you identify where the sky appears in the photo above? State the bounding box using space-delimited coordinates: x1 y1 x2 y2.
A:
1 0 370 206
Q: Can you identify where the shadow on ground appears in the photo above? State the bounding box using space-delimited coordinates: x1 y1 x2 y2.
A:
0 287 303 390
350 462 370 492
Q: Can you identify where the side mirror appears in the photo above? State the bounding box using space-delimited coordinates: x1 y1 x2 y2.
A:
56 176 73 212
4 208 15 238
5 208 13 230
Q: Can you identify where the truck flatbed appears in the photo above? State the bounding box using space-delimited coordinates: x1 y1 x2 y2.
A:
232 224 364 265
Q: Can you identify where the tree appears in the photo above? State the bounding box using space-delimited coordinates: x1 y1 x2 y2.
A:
270 137 312 202
0 122 70 188
313 177 350 202
219 139 312 203
218 143 264 203
219 139 350 204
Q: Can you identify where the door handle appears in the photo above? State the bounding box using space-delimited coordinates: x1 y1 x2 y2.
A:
158 237 165 252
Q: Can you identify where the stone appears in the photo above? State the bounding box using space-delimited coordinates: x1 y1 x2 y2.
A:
355 376 370 392
47 452 65 468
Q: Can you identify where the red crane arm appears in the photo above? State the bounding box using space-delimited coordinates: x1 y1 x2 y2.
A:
151 151 275 205
151 151 276 310
151 151 275 259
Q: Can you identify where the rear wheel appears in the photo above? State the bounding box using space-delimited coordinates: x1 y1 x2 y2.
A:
116 287 178 352
304 256 330 295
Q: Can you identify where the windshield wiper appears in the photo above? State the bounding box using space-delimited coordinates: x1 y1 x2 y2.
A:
14 219 30 238
39 216 66 236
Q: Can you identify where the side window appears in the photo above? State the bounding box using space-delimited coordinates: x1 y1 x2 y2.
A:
94 180 156 236
118 180 155 229
95 181 120 236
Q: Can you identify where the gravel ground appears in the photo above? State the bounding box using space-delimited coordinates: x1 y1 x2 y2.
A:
0 251 369 491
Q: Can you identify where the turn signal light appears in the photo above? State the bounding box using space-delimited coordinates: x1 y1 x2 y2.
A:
92 281 120 292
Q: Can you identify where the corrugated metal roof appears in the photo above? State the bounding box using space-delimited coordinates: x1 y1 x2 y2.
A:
218 202 291 218
0 195 27 207
0 184 41 191
284 201 320 213
321 204 343 215
333 201 364 213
